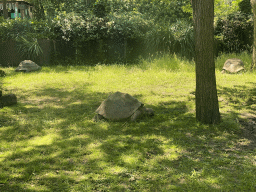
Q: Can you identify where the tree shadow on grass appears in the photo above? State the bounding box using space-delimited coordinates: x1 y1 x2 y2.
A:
0 84 256 191
218 83 256 146
140 84 256 190
0 89 108 191
0 89 192 191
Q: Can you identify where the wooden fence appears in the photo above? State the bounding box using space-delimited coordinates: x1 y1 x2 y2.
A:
0 39 53 67
0 37 145 67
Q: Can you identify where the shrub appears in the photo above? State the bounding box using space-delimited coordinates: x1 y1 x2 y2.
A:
16 36 43 60
215 12 253 54
0 18 54 41
170 20 194 59
145 25 174 55
239 0 252 15
52 10 153 63
145 20 194 60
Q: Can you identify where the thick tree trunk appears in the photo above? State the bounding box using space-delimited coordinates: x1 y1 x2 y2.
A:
192 0 220 124
251 0 256 70
3 0 8 19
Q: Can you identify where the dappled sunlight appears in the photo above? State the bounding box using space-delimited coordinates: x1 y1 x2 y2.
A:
28 134 58 146
0 65 256 191
105 166 128 175
121 152 141 166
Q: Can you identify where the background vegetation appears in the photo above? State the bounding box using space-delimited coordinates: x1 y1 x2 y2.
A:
0 1 255 191
0 0 253 64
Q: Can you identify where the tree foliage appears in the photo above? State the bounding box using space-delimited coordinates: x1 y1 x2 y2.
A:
215 12 253 53
0 18 54 41
239 0 252 14
215 0 243 21
0 0 253 63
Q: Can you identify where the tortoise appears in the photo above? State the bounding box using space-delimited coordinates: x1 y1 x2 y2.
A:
93 91 154 122
15 60 41 72
221 58 245 74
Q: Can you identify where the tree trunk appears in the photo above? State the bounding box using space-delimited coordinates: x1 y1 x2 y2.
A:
192 0 220 124
3 0 8 19
251 0 256 70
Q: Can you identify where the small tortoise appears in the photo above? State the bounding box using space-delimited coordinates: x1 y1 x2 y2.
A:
221 58 245 74
93 91 154 122
15 60 41 72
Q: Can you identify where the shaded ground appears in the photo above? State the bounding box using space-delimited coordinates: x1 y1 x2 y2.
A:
239 116 256 149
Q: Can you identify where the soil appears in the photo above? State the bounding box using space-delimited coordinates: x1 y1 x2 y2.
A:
238 117 256 150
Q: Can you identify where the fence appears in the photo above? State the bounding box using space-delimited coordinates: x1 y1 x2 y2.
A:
0 39 53 67
0 37 146 67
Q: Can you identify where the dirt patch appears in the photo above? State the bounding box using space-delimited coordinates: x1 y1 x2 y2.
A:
239 118 256 139
238 117 256 150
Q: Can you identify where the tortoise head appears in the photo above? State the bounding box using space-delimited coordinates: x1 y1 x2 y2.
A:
143 108 154 116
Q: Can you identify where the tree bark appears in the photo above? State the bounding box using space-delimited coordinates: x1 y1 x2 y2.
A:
3 0 8 19
251 0 256 70
192 0 220 124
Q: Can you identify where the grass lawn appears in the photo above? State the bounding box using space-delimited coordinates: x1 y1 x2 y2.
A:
0 54 256 191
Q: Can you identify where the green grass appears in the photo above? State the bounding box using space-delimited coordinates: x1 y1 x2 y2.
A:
0 54 256 191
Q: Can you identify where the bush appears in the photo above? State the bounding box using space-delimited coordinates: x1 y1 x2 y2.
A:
145 20 194 60
215 12 253 54
16 36 43 60
145 26 174 55
170 20 194 59
0 18 53 64
239 0 252 15
0 18 54 41
0 1 193 64
52 11 153 63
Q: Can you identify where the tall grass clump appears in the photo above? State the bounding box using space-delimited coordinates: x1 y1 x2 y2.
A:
145 20 194 61
16 36 43 60
170 20 194 60
139 54 195 72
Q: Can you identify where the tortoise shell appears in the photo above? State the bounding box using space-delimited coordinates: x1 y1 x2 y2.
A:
15 60 41 72
222 58 244 73
95 92 143 121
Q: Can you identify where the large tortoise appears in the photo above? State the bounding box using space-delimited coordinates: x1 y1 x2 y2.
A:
15 60 41 72
221 58 245 73
93 91 154 122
